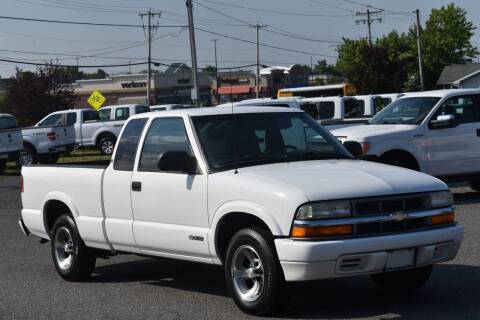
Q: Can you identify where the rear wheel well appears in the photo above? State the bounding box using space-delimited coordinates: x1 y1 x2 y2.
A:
379 149 420 171
23 141 36 152
44 200 73 235
215 212 271 264
95 132 116 147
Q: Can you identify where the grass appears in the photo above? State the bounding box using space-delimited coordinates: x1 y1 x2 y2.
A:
3 148 111 175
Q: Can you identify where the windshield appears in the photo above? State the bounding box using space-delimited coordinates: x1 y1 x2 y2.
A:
369 97 441 125
0 116 17 130
192 112 352 171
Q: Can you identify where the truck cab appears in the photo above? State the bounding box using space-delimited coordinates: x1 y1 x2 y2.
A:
98 104 150 122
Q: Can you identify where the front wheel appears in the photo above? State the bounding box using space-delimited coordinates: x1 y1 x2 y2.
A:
98 136 116 155
225 228 289 316
51 215 96 281
370 265 433 291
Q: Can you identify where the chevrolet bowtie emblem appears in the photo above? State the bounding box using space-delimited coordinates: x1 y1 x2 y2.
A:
391 211 408 222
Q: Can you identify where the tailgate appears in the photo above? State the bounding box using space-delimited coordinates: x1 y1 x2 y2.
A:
0 129 23 155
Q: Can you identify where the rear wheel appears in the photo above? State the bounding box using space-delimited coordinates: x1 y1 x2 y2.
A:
17 147 37 166
98 136 116 155
371 265 433 291
38 153 59 164
225 228 289 316
51 215 96 281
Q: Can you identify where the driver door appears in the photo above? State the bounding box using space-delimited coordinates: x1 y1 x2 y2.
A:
426 94 480 177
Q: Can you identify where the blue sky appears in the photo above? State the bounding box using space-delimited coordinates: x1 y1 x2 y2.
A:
0 0 478 78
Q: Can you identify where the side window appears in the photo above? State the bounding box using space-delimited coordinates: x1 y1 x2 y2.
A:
98 108 111 121
0 116 17 130
434 95 480 124
113 118 148 171
138 118 193 172
66 113 77 125
82 110 99 122
39 114 63 126
374 97 392 113
318 101 335 119
300 103 319 119
115 107 130 121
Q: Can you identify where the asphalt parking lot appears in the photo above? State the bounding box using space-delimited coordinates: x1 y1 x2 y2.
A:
1 175 479 320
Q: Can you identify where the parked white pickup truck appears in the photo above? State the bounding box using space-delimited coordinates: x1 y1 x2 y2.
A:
332 89 480 189
0 114 23 173
20 106 463 315
37 109 125 155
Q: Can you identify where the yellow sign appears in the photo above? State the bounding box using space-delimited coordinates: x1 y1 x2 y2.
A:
87 90 106 110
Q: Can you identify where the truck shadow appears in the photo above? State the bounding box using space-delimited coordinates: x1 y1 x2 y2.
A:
91 260 480 319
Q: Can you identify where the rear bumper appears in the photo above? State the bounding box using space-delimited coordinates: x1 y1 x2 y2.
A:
18 218 30 236
275 225 464 282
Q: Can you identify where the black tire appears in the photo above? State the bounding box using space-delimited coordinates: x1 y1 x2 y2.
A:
51 215 96 282
98 136 116 155
17 146 37 166
38 153 59 164
225 227 289 316
0 162 5 174
371 265 433 291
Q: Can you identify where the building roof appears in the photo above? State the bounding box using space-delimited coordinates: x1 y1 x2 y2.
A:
164 63 190 74
437 64 480 85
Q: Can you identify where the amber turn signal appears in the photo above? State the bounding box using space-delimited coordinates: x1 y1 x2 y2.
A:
431 212 455 225
291 225 353 238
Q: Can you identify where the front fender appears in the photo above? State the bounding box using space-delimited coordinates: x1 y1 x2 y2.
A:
370 138 426 172
208 200 284 264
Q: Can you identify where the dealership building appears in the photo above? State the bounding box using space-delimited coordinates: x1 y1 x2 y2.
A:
73 63 212 107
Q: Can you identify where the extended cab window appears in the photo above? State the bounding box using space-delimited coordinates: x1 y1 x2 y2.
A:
138 118 193 172
113 118 148 171
98 108 111 121
344 99 365 118
0 116 17 130
66 113 77 125
115 107 130 121
301 103 319 119
318 101 335 119
433 95 480 124
82 110 99 122
135 105 150 114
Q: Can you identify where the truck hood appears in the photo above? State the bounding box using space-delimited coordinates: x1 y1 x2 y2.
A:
236 160 445 201
331 124 417 141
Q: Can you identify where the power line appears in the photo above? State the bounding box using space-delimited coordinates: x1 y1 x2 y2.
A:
193 1 252 26
308 0 354 13
0 15 186 28
0 57 147 68
264 28 342 44
196 0 353 17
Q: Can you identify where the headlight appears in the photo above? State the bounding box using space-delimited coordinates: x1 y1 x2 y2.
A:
296 200 351 220
430 190 453 208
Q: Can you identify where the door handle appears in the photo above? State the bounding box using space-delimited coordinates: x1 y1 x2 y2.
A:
477 129 480 137
131 181 142 192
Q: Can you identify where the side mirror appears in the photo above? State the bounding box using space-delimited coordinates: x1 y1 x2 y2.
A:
157 151 197 174
343 141 363 159
429 114 455 129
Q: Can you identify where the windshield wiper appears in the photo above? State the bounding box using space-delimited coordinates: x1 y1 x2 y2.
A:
288 151 350 160
215 154 288 168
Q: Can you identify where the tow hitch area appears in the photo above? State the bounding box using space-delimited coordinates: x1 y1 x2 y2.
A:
18 219 30 236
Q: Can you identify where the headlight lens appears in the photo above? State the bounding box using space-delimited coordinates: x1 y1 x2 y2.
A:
430 190 453 208
296 200 351 220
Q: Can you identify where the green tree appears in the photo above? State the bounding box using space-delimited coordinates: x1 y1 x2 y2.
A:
4 63 78 126
418 3 478 88
203 65 217 76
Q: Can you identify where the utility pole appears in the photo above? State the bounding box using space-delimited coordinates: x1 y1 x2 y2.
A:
186 0 201 107
355 8 383 45
250 23 266 98
415 9 425 91
139 10 161 106
212 39 219 103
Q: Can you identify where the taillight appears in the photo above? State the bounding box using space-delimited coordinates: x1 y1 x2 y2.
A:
47 131 56 141
20 175 24 193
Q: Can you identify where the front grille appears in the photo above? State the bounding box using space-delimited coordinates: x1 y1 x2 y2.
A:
351 193 436 236
353 194 429 217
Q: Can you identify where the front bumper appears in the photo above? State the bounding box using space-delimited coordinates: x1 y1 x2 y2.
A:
275 225 463 282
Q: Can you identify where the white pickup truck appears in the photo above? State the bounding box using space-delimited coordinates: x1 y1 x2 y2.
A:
332 89 480 189
0 114 23 173
20 106 463 315
37 109 125 155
